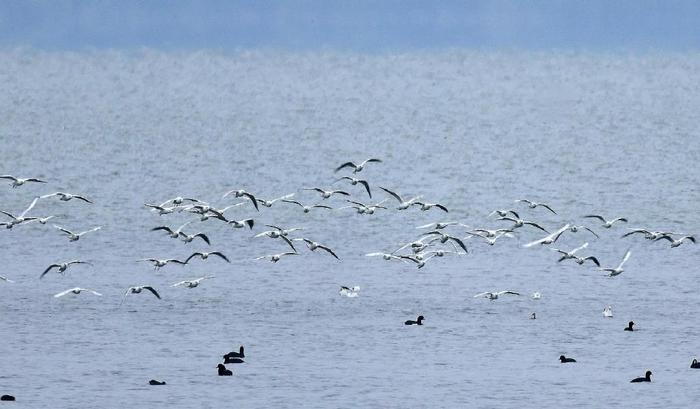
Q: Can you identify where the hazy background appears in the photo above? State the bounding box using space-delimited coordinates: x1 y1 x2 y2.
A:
1 0 699 51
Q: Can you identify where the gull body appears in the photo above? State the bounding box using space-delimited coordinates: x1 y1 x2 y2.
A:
339 286 360 297
299 238 339 259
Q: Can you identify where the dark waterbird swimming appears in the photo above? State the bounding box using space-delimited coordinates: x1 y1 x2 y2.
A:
404 315 424 326
224 346 244 359
691 359 700 369
559 355 576 363
0 395 15 401
624 321 635 331
630 370 652 383
217 363 233 376
149 379 166 385
224 357 245 364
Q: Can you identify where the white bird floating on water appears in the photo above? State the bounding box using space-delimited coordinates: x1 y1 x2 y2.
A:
0 175 47 188
53 225 102 242
583 214 628 228
121 286 161 305
0 276 14 283
334 158 382 173
474 291 520 300
603 306 613 318
54 287 102 298
40 192 93 203
600 249 632 277
171 276 215 288
531 292 542 300
523 224 571 248
339 286 360 297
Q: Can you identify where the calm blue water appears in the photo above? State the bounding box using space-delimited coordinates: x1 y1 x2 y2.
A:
1 50 699 408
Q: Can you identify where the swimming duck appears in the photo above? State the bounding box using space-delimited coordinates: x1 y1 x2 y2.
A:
559 355 576 363
217 364 233 376
630 370 652 383
624 321 635 331
404 315 424 326
224 346 245 359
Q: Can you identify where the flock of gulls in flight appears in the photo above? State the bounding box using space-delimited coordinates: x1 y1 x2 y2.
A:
1 159 698 390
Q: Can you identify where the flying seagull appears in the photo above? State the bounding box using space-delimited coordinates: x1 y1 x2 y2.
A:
40 260 91 279
473 291 520 300
222 189 260 211
303 188 350 199
121 286 161 305
54 287 102 298
255 252 298 263
184 251 230 264
523 224 571 248
515 199 557 214
256 193 295 208
600 249 632 277
40 192 92 203
551 242 589 262
281 199 333 213
412 201 449 212
378 187 422 210
53 225 102 242
334 176 372 198
583 215 628 228
1 197 40 228
497 216 549 233
298 238 340 259
139 258 188 270
151 221 193 239
171 275 215 288
334 158 382 173
653 235 696 248
227 218 255 229
0 175 47 188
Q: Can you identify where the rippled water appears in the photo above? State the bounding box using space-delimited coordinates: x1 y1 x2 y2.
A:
1 50 699 408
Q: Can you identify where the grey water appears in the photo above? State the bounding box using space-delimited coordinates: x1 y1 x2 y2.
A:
1 50 699 408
